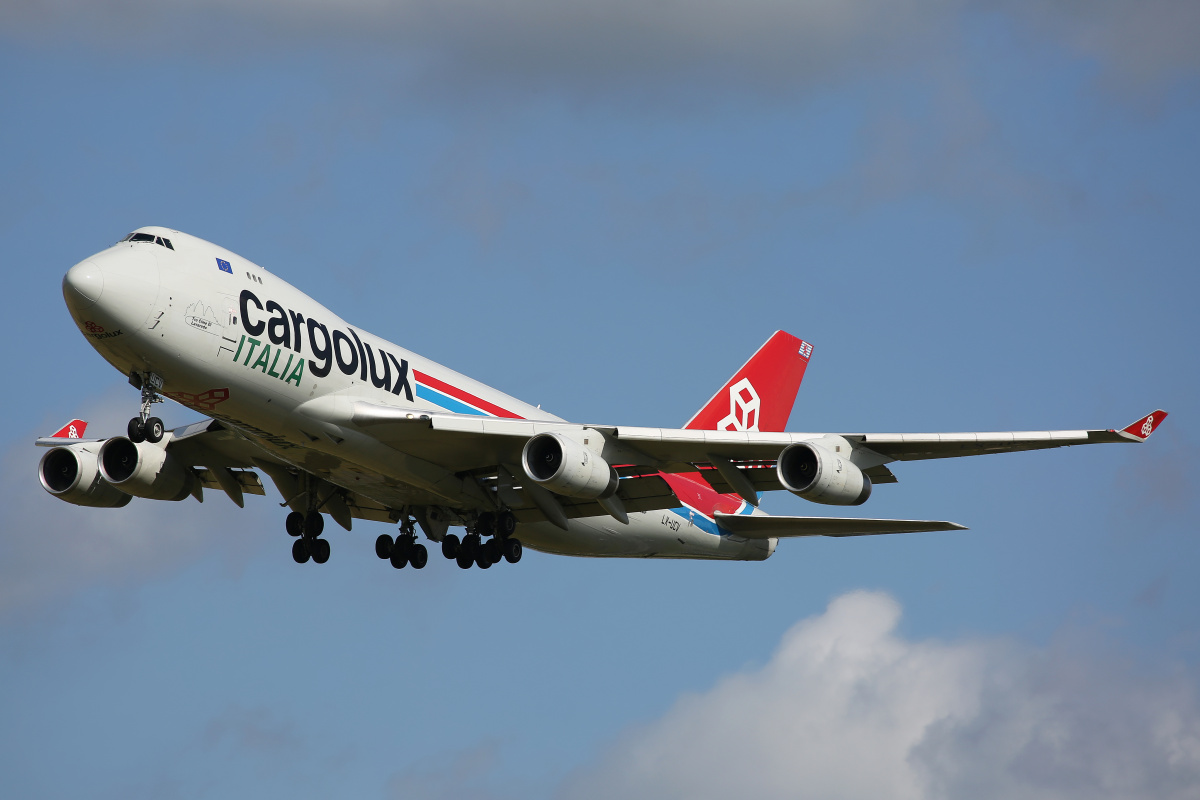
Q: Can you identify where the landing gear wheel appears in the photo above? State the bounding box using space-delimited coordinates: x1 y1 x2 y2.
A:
476 512 496 537
475 547 493 569
311 538 330 564
375 534 394 560
127 418 146 443
497 511 517 537
441 533 460 560
456 551 474 569
304 512 324 538
485 538 503 565
410 543 428 570
390 540 410 569
461 534 480 560
143 417 165 443
504 537 523 564
292 538 310 564
286 512 305 537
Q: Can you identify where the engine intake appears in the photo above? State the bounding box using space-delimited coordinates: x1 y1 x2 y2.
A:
522 432 618 499
99 437 196 501
777 441 872 506
39 444 132 508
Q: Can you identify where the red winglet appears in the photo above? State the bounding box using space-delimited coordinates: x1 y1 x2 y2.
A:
50 419 88 439
1118 410 1168 441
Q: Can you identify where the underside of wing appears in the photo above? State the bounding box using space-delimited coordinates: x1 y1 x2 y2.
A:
714 512 967 538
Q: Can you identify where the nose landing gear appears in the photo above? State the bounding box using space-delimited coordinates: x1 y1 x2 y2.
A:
126 371 166 444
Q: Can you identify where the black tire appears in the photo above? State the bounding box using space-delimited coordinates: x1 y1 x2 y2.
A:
475 548 492 569
286 511 305 537
291 538 310 564
476 511 495 536
486 538 503 565
144 417 165 443
127 418 145 443
304 511 324 538
375 533 394 559
504 537 523 564
461 535 479 561
441 533 460 560
390 539 410 569
311 538 330 564
497 511 517 537
410 543 428 570
456 551 474 569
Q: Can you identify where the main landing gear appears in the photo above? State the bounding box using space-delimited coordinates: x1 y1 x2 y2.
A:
374 519 429 570
287 510 331 565
126 371 166 444
442 511 522 570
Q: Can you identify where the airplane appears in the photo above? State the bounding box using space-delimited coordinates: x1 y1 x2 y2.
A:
38 227 1168 570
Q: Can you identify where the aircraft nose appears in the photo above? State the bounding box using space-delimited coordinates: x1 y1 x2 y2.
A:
63 260 105 310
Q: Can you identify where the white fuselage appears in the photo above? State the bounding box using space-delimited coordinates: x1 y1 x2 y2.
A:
62 227 772 561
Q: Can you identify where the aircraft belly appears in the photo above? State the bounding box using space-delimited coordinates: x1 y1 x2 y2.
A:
518 512 773 560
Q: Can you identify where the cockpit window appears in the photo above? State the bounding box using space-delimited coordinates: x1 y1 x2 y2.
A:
120 232 174 250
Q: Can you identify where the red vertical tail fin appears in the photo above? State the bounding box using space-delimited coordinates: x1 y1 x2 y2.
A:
684 331 812 433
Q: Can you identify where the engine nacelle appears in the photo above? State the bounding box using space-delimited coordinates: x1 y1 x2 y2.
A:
98 437 196 501
39 444 132 508
777 441 872 506
521 432 618 500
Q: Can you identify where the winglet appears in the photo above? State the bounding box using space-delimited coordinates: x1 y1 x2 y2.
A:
50 419 88 439
1116 410 1168 442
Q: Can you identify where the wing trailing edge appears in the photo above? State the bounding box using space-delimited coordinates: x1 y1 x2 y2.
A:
714 512 967 539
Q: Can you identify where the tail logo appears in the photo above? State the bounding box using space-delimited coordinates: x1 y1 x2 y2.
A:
718 378 760 432
68 424 79 438
1142 415 1154 438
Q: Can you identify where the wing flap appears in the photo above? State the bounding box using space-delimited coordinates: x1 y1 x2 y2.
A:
714 512 967 538
194 468 267 496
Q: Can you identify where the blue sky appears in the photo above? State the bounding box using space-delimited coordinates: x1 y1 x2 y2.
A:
2 2 1199 798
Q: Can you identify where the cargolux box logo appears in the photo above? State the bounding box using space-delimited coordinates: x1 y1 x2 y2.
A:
718 378 760 432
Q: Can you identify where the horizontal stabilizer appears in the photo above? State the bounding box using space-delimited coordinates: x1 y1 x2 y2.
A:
714 512 967 539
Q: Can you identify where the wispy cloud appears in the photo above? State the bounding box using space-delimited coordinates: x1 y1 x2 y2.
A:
5 1 1197 95
386 741 516 800
0 395 274 620
563 591 1200 800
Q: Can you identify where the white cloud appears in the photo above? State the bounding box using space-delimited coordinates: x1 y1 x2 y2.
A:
562 591 1200 800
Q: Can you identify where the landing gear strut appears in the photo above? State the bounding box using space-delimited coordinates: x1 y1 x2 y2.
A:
126 371 166 444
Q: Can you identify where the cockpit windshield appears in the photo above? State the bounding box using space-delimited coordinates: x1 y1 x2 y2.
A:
120 232 174 250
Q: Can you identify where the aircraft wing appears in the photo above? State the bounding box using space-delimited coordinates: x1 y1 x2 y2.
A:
350 401 1167 480
606 409 1169 464
713 513 967 538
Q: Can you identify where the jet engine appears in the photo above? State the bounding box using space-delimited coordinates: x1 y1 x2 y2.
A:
777 441 872 506
39 443 132 508
521 432 618 499
98 437 196 501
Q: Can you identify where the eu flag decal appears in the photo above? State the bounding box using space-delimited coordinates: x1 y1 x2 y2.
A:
216 258 232 274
